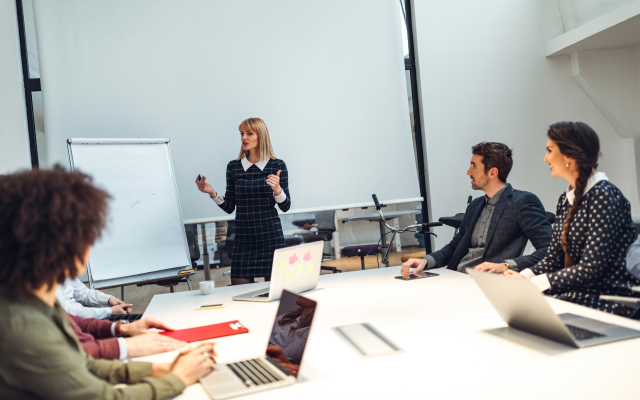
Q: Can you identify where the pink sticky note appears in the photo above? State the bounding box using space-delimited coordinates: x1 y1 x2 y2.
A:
303 251 312 262
289 253 298 265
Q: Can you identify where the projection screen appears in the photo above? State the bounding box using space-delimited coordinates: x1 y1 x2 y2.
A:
32 0 421 223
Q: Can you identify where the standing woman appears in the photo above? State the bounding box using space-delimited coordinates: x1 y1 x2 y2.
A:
505 122 640 316
196 118 291 285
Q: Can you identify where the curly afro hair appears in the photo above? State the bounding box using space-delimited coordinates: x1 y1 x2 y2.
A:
0 165 110 294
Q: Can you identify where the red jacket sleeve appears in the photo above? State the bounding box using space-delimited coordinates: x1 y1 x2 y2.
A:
66 313 121 360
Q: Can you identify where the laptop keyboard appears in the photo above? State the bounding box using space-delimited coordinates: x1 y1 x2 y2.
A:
227 359 283 387
255 292 269 298
566 324 606 341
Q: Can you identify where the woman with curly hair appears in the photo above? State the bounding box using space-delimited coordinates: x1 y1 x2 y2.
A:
505 122 640 316
0 166 215 399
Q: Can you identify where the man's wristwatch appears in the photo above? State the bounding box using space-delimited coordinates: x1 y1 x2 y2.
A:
503 261 510 270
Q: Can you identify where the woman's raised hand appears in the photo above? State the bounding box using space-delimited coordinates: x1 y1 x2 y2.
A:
195 175 216 197
266 170 282 196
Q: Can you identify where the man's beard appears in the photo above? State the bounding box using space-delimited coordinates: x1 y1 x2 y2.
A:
471 177 486 191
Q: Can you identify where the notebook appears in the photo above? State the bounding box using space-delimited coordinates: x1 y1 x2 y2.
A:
160 320 248 342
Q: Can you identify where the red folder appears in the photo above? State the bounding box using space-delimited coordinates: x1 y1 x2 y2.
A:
159 320 248 342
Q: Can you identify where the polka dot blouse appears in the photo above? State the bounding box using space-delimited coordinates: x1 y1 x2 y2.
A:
532 180 640 316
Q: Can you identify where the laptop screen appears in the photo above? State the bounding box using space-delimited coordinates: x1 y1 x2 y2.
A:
265 290 317 378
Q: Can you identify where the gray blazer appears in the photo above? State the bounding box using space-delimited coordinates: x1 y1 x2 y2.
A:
429 184 552 272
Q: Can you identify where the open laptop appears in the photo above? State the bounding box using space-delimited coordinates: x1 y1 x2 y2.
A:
468 268 640 348
232 241 324 302
200 290 317 399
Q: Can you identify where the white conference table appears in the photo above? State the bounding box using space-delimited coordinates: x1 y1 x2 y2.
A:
138 267 640 400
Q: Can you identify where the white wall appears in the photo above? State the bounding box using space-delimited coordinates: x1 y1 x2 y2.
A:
573 0 636 25
413 0 638 251
0 0 31 175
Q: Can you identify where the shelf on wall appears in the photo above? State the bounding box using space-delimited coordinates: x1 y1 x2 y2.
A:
545 0 640 56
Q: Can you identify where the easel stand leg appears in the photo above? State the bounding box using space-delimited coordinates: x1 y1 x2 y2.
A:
201 223 211 281
121 286 124 302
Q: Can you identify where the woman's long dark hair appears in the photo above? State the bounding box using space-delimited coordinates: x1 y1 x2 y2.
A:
547 122 601 267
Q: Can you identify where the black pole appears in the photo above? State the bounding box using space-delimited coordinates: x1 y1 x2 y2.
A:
15 0 39 168
404 0 431 253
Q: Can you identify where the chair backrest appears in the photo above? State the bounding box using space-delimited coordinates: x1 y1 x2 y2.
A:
633 214 640 237
315 210 336 231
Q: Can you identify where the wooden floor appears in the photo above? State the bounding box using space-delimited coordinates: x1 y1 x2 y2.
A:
99 246 426 315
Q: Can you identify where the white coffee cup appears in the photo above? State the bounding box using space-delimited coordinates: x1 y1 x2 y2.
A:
200 280 215 295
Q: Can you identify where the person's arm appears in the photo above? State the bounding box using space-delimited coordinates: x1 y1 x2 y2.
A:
70 314 114 339
626 234 640 280
274 161 291 212
68 313 122 360
542 189 628 295
57 285 112 319
218 162 236 214
72 277 112 307
280 329 308 365
428 209 469 268
510 192 553 271
5 314 185 400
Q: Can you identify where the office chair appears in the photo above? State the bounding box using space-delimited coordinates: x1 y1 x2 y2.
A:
295 210 341 273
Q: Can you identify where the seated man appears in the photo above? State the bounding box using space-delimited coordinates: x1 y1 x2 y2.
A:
57 276 132 319
402 142 552 275
69 314 186 360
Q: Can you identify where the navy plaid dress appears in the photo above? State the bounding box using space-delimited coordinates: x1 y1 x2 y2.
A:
217 158 291 279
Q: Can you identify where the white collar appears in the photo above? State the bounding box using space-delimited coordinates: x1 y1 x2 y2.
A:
241 156 269 171
565 171 608 205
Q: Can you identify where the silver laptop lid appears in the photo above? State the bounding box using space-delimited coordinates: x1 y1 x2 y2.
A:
265 290 318 379
268 241 324 301
468 269 577 346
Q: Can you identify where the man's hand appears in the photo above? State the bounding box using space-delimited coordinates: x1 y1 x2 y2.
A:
400 258 427 276
502 269 526 279
474 262 508 273
108 296 125 307
111 303 133 315
124 333 187 357
119 317 174 337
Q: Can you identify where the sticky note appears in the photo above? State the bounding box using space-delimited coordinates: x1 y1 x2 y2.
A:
295 264 303 274
278 261 286 270
303 251 312 262
284 272 292 281
306 264 313 274
289 253 298 265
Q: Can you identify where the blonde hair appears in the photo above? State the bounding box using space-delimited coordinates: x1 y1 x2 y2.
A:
236 118 277 161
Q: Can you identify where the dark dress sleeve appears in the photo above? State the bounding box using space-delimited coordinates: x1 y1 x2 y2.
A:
276 160 291 212
218 161 236 214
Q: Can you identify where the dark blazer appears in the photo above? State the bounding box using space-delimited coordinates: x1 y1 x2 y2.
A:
429 184 552 272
